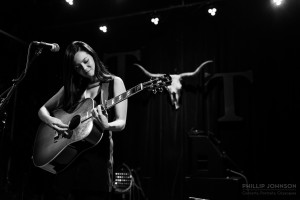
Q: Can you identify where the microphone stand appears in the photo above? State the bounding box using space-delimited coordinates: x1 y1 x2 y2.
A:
0 42 43 114
0 41 43 195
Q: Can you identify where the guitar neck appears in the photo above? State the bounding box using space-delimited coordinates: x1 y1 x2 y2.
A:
103 75 171 110
105 83 144 109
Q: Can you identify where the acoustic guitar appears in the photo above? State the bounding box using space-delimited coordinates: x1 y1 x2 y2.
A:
32 75 171 174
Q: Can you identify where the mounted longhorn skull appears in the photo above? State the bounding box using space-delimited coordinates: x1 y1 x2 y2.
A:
134 60 213 109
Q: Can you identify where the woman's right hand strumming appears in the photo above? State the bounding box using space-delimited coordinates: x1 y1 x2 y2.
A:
44 116 69 132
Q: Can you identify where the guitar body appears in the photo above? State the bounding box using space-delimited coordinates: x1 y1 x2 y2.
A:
32 98 103 174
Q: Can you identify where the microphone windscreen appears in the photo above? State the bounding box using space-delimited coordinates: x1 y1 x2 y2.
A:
52 43 60 52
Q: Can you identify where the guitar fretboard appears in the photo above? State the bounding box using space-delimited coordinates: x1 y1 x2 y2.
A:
105 83 144 109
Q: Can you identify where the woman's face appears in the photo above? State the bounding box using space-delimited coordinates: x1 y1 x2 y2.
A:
73 51 96 80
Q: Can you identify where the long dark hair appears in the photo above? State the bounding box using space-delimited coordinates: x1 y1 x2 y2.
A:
62 41 112 111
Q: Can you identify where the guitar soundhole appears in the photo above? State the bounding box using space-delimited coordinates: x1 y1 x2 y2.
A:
69 115 81 130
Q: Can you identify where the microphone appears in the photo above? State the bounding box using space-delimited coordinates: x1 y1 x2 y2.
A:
33 41 60 52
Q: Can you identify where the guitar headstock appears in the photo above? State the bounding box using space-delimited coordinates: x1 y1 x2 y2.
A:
143 74 172 94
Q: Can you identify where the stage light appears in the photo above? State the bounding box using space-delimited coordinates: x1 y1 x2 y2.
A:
65 0 74 6
99 25 108 33
150 12 160 25
151 17 159 25
271 0 284 6
208 7 217 16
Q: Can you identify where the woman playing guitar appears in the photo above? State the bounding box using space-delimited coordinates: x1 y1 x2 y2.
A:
37 41 128 200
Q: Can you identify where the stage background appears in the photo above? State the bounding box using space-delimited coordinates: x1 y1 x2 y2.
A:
1 0 299 199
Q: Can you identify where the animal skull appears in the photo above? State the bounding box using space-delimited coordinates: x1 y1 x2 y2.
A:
134 60 213 109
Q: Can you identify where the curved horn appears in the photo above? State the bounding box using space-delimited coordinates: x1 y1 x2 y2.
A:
133 63 163 78
179 60 213 78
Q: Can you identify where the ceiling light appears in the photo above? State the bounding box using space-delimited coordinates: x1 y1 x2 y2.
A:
208 7 217 16
151 17 159 25
99 25 108 33
150 12 160 25
65 0 74 6
272 0 284 6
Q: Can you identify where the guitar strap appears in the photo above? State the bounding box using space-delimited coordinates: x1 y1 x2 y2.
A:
100 82 109 107
100 79 114 193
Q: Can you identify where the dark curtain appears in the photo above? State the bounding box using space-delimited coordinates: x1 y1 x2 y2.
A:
112 1 299 200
